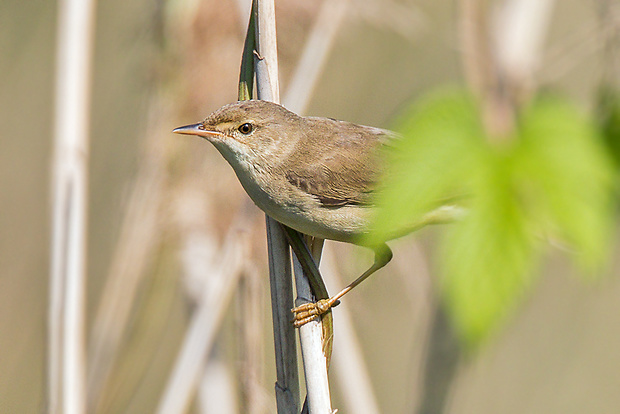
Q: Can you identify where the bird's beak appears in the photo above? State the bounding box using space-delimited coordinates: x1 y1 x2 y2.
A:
172 123 222 139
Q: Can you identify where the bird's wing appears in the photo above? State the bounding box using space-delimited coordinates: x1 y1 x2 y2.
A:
285 120 397 207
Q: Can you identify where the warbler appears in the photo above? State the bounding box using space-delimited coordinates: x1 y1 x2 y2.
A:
174 100 459 324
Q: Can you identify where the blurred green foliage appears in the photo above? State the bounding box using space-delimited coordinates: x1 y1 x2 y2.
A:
372 88 615 346
597 86 620 172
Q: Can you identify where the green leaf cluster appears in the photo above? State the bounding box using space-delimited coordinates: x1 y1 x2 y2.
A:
372 88 615 346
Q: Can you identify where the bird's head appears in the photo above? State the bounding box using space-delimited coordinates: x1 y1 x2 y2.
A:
173 100 301 165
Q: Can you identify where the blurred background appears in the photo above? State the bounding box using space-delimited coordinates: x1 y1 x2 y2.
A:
2 0 620 413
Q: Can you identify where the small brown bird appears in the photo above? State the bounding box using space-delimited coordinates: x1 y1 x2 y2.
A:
174 100 458 324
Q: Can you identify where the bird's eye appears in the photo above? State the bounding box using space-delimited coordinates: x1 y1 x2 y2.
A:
238 123 253 134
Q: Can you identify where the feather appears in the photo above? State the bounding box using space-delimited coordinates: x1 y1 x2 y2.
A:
283 117 397 207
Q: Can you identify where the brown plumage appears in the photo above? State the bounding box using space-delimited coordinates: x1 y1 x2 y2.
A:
174 100 397 243
285 115 394 207
174 99 461 326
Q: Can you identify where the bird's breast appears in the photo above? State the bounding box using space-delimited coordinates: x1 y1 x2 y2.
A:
231 163 371 242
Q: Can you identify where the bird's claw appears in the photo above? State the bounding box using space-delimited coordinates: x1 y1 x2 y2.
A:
291 298 340 327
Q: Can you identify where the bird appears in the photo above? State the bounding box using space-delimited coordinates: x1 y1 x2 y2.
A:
174 99 458 325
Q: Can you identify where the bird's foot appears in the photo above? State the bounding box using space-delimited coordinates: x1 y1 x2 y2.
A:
291 298 340 327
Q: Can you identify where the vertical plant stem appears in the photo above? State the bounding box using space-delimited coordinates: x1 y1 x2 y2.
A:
279 227 333 413
292 252 333 414
253 0 332 412
49 0 96 413
254 0 280 102
265 218 300 413
247 2 301 413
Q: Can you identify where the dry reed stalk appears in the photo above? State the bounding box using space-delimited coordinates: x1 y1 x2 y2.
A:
291 253 333 413
252 1 304 412
254 0 335 412
49 0 96 412
264 217 300 413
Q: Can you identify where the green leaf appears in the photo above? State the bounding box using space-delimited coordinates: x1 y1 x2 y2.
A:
515 97 615 270
370 88 485 241
441 151 537 345
371 88 615 347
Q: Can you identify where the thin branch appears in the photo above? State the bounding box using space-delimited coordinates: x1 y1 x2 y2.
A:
49 0 96 412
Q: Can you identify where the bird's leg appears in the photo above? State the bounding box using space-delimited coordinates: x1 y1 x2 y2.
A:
291 244 392 327
283 204 462 326
280 225 329 301
283 224 393 327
